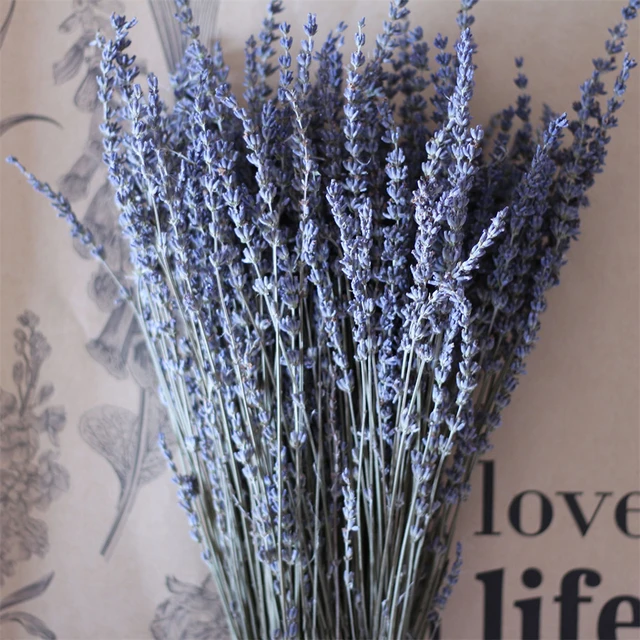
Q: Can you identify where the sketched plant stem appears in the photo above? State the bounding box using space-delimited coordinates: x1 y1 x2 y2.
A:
100 387 150 558
0 1 61 137
0 115 62 138
0 0 16 49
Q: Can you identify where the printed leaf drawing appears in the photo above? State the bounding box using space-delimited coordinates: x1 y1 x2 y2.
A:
0 572 53 612
0 0 61 137
78 391 171 557
0 573 57 639
0 612 56 640
79 397 169 495
150 574 229 640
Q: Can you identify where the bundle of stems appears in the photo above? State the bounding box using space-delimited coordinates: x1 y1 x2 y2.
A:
8 0 638 637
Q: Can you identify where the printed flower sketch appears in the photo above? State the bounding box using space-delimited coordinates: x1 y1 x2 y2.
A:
0 311 69 583
150 574 229 640
0 311 69 639
53 0 125 203
52 0 220 559
0 0 61 137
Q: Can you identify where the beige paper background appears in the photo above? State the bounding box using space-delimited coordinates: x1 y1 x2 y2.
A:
0 1 638 639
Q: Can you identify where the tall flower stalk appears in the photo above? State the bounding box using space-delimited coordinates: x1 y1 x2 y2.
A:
8 0 638 637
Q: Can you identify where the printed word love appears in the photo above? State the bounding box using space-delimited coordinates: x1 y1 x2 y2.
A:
475 460 639 538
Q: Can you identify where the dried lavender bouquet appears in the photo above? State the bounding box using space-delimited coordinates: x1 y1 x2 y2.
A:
8 0 639 637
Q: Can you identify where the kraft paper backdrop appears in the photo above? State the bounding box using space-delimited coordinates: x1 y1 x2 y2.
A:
0 1 638 638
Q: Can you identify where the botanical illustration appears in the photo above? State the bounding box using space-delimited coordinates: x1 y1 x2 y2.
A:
52 0 159 559
78 391 172 554
150 574 229 640
0 311 69 583
51 0 221 560
0 0 61 137
0 572 57 640
0 311 69 639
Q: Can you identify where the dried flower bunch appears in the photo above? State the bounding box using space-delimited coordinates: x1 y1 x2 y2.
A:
8 0 639 637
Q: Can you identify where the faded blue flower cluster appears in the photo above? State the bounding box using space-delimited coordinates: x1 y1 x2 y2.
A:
8 0 638 637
